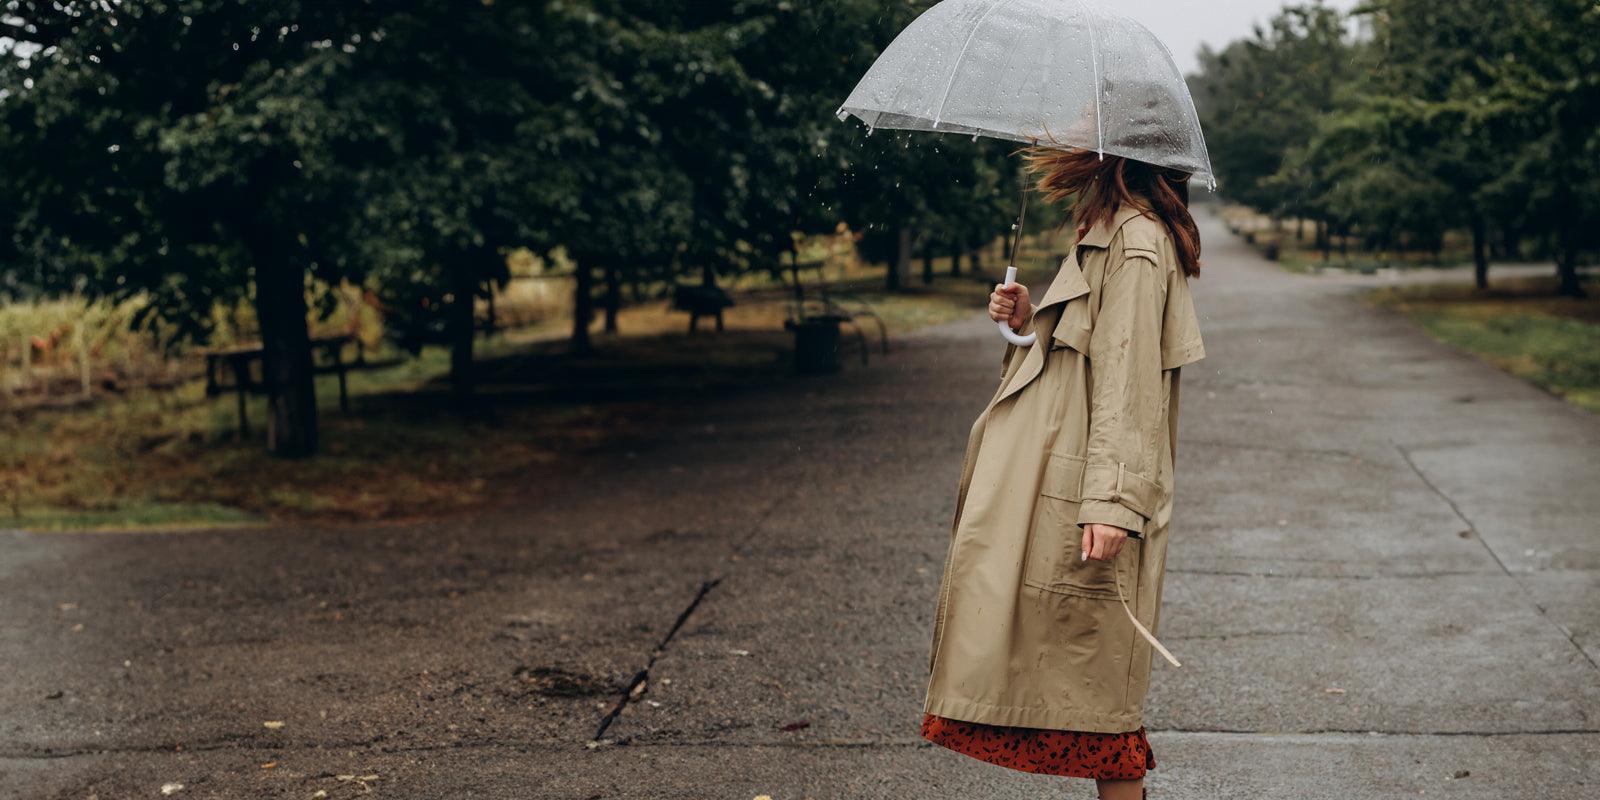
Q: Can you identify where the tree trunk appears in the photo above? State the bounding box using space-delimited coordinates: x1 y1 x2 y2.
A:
572 261 593 352
252 263 318 457
922 252 934 285
603 263 620 334
1556 224 1585 298
1317 220 1330 261
950 248 962 277
886 225 909 292
1296 217 1305 242
1470 216 1490 291
448 264 476 410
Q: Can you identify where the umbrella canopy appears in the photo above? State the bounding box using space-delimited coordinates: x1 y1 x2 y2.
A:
836 0 1215 189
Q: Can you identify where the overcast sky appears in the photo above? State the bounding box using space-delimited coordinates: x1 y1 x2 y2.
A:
1112 0 1361 75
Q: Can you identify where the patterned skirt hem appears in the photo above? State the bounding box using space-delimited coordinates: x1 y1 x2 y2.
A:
920 713 1154 780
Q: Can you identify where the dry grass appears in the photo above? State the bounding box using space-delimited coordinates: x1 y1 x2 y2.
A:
1218 205 1475 274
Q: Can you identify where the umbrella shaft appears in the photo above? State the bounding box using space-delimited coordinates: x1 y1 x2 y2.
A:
1008 170 1030 268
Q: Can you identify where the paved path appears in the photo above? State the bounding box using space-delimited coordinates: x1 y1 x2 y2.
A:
3 208 1597 799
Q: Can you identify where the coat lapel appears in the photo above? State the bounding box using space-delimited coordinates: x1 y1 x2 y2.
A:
989 255 1090 407
986 203 1152 408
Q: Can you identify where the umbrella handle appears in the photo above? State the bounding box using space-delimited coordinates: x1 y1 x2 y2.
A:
996 266 1037 347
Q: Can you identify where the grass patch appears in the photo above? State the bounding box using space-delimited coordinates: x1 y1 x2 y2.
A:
8 503 262 533
1369 274 1600 412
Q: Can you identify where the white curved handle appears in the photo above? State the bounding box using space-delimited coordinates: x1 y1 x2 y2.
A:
996 266 1037 347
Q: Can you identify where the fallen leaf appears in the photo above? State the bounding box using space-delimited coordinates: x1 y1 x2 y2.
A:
160 784 184 796
260 761 277 770
754 795 773 800
629 679 648 699
263 721 286 730
1324 687 1346 695
779 720 811 732
312 792 328 799
1452 770 1471 779
729 649 752 657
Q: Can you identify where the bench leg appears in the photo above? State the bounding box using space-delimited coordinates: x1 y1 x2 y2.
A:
337 364 349 414
715 310 724 332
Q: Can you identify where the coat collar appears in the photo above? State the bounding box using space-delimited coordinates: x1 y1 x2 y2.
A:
1076 202 1154 250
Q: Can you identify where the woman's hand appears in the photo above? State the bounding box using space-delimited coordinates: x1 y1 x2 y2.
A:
1081 523 1130 561
988 282 1031 331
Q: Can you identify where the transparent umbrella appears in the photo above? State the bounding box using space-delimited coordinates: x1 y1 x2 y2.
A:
836 0 1213 346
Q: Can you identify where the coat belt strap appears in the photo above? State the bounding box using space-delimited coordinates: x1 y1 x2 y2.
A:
1114 565 1181 668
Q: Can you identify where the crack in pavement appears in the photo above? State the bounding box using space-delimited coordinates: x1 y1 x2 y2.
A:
591 577 721 742
1395 443 1600 672
589 481 806 743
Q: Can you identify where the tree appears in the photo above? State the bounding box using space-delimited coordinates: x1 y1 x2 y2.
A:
1 1 392 456
1479 0 1600 297
1192 4 1354 220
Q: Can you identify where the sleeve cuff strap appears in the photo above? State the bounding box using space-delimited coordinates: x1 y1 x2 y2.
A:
1080 461 1162 519
1076 500 1147 535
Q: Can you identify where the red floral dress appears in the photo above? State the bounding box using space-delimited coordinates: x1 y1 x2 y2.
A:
921 713 1155 780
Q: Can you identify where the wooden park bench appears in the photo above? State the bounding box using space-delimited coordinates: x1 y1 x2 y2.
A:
672 283 735 333
202 334 362 436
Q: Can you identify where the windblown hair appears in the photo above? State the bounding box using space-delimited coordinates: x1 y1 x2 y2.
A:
1023 148 1201 278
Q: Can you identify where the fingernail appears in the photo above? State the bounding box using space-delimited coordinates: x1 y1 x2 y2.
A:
1080 550 1087 561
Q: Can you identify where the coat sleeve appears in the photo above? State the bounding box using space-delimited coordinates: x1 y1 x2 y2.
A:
1076 249 1169 535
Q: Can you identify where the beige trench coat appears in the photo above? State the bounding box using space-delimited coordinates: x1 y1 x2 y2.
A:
923 203 1206 733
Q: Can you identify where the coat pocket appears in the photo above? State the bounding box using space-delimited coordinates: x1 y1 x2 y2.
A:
1023 452 1137 600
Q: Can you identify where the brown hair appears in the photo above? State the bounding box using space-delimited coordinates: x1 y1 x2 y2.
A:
1023 148 1201 278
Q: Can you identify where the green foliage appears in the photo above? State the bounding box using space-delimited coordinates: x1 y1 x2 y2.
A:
1194 0 1600 289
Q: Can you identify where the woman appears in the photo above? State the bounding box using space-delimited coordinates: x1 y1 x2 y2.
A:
919 147 1206 800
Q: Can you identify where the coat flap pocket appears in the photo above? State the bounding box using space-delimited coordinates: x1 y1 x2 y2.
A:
1039 454 1086 502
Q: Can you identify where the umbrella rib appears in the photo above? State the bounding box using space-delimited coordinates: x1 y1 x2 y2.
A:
930 0 1022 129
1083 0 1104 157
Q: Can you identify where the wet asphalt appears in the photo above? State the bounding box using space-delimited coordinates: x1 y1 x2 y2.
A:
2 207 1597 799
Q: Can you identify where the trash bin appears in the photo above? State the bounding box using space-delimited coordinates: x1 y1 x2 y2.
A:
789 315 844 375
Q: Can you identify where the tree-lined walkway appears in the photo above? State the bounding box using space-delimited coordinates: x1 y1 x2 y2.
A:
2 208 1596 799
